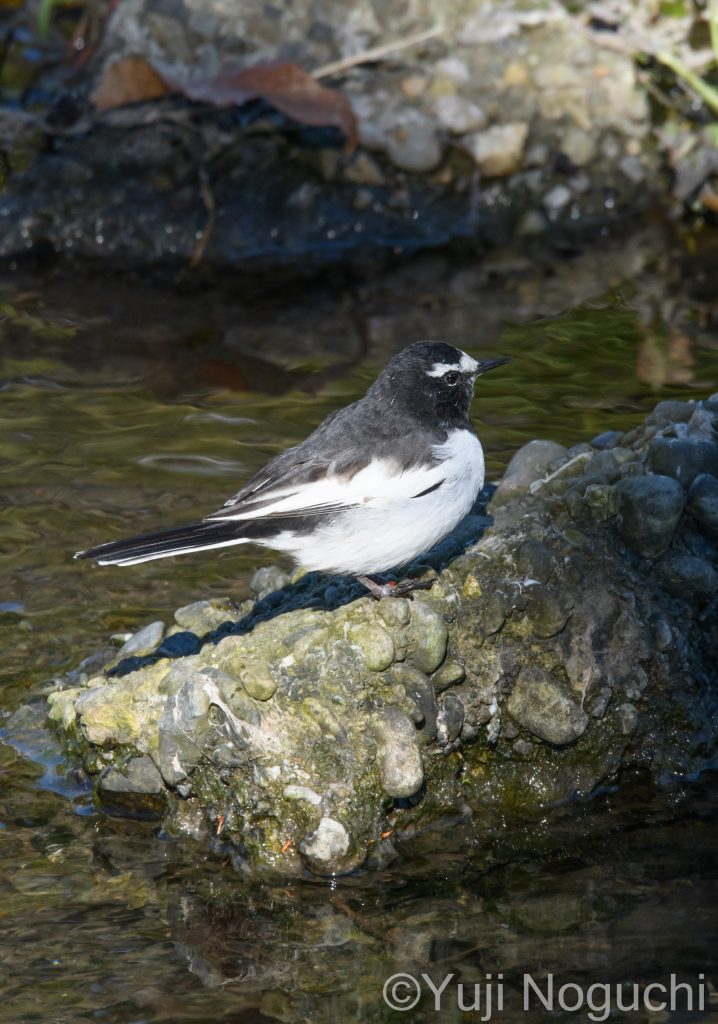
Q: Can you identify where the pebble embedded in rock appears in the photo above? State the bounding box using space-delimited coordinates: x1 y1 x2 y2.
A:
299 816 351 874
462 122 529 177
437 693 465 744
374 706 424 798
506 667 588 746
347 620 395 672
687 473 718 538
406 600 448 673
516 540 558 584
648 437 718 491
431 661 466 692
116 620 164 660
386 122 443 173
653 555 718 604
241 660 278 701
393 664 438 743
433 94 487 133
617 474 684 559
525 586 570 639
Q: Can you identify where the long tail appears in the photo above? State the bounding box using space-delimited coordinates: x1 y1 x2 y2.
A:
75 519 251 567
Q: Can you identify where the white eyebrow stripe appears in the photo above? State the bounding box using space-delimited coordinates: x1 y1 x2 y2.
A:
426 351 479 377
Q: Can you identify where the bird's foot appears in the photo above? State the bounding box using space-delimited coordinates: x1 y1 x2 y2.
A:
357 575 435 600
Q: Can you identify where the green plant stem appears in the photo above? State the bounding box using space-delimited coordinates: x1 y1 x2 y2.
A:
657 49 718 116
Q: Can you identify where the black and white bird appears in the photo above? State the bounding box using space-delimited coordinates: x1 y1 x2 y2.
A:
76 342 508 598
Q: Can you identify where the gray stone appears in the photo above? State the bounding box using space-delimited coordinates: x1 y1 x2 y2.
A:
250 566 290 600
385 122 442 173
590 430 623 450
616 703 638 736
617 475 685 559
490 440 568 507
99 754 163 794
653 556 718 604
436 693 465 745
392 664 438 743
374 706 424 798
648 437 718 490
506 667 588 746
651 400 696 426
687 473 718 538
116 620 164 659
174 599 238 634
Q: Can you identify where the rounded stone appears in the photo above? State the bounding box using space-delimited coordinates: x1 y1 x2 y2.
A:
116 620 164 660
373 706 424 798
437 693 465 744
653 556 718 604
490 440 568 507
525 586 569 639
617 475 685 559
432 661 466 692
347 621 395 672
463 122 529 177
590 430 623 450
241 661 278 701
687 473 718 538
506 667 588 746
650 400 696 426
406 601 448 673
386 123 442 173
299 817 351 874
648 437 718 491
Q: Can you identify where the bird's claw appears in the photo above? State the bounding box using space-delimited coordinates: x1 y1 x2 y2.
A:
358 575 436 600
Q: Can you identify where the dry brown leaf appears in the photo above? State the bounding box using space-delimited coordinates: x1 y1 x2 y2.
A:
91 57 356 148
91 56 170 112
181 61 357 149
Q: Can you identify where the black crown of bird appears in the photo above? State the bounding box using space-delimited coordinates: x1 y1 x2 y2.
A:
76 341 509 599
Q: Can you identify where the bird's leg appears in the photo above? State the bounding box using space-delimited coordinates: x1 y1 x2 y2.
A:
357 575 435 600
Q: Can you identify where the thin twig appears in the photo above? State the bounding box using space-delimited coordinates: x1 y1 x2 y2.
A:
313 25 444 80
189 163 216 269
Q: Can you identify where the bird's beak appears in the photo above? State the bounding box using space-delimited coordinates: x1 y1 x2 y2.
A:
474 357 511 377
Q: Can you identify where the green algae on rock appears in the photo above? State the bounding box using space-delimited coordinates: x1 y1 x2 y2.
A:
46 397 718 876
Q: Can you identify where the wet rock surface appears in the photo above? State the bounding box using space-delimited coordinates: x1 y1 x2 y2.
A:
45 397 718 876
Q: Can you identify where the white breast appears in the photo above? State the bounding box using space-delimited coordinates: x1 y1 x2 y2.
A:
267 429 485 575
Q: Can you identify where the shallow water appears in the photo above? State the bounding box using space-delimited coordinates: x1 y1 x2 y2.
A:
2 227 718 1022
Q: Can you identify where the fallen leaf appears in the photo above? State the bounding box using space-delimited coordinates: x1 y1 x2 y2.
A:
186 61 356 146
91 56 170 111
91 57 357 148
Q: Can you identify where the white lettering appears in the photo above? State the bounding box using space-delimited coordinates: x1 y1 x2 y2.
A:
421 972 454 1011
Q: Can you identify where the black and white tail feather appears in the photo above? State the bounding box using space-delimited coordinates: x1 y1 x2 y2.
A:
75 342 508 580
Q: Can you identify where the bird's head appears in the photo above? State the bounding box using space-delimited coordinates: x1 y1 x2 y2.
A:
378 341 509 426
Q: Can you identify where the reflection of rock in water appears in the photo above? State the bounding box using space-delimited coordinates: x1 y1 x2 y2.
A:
46 396 718 876
162 778 718 1023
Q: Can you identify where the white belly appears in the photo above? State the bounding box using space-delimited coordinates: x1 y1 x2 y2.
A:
266 430 485 575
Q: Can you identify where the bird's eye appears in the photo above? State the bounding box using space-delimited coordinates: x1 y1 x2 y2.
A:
444 371 461 386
